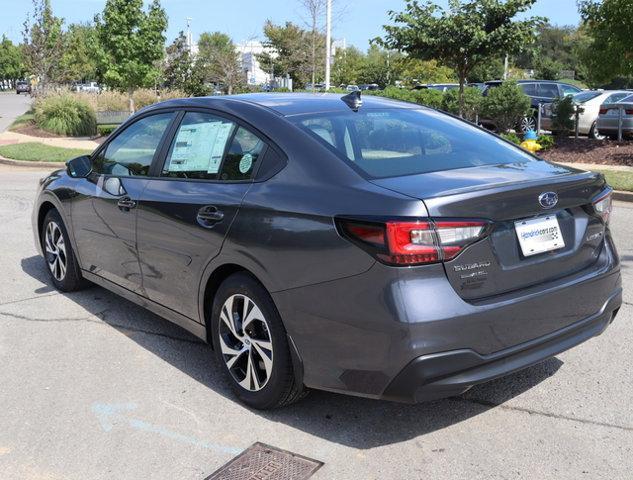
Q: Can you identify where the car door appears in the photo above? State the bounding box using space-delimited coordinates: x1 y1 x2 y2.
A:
136 110 267 319
70 111 176 293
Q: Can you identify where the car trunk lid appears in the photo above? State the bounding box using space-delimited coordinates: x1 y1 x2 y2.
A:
371 160 608 300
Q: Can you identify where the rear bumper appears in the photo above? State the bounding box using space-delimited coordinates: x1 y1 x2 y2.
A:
597 117 633 134
273 233 621 402
382 288 621 403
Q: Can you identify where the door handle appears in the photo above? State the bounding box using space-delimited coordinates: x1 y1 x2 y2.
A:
197 206 224 226
117 197 137 211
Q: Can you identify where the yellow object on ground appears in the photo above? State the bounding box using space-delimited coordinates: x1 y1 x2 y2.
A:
520 139 542 153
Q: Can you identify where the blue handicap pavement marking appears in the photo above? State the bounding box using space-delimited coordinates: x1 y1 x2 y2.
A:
91 402 242 456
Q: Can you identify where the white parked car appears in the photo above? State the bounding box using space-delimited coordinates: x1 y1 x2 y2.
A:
74 82 100 93
542 90 631 138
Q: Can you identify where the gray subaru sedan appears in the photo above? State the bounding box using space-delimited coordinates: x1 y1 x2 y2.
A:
32 92 621 409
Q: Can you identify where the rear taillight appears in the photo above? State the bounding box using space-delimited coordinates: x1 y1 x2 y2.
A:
626 109 633 116
338 218 488 266
593 189 613 224
599 108 608 115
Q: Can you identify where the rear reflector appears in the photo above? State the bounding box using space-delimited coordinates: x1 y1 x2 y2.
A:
338 218 488 266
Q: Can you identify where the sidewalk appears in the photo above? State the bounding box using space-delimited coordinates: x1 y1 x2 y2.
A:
0 130 99 150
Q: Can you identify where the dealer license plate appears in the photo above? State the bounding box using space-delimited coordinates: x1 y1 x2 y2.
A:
515 215 565 257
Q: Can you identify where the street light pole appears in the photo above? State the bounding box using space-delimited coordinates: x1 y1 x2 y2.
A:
325 0 332 90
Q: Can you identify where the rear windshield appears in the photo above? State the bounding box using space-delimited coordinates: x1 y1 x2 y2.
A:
291 108 536 179
620 94 633 103
573 91 601 103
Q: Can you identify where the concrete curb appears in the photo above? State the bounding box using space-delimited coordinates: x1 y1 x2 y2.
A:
613 191 633 203
0 156 64 169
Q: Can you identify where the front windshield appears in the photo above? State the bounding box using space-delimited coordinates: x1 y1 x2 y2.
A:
573 91 601 103
291 108 536 179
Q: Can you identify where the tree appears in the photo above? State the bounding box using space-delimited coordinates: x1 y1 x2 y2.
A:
57 23 100 83
357 45 403 88
95 0 167 112
197 32 244 94
579 0 633 86
468 57 504 83
379 0 543 116
0 36 26 83
515 23 589 81
331 46 364 86
163 31 207 96
298 0 327 89
398 58 456 86
258 21 312 88
22 0 64 86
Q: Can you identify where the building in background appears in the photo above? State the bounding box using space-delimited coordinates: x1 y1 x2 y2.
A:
236 40 269 85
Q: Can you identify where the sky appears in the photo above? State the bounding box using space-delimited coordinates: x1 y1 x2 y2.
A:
0 0 582 50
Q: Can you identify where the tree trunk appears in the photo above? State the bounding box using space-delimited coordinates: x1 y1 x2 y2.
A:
458 71 466 118
127 88 135 113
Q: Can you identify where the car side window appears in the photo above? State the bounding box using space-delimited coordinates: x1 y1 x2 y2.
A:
560 84 581 97
520 83 537 96
538 83 560 99
221 127 266 181
92 113 174 177
162 111 265 181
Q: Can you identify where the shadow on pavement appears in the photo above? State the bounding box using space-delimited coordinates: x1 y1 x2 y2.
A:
21 254 563 450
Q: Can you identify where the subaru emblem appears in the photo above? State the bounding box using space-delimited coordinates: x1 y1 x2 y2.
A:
539 192 558 209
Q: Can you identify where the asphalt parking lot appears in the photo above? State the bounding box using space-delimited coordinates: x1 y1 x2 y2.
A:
0 164 632 480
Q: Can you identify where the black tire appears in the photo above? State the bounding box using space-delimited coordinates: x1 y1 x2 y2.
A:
211 272 306 409
41 209 90 292
589 122 605 140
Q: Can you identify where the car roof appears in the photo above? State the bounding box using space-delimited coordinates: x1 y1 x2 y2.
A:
145 92 421 117
485 79 572 85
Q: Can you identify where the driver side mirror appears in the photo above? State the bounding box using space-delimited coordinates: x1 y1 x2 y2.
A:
67 155 92 178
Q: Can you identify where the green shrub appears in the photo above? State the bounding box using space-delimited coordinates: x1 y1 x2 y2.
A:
370 86 444 109
551 96 578 135
34 93 96 137
537 134 555 150
481 82 531 133
441 87 483 121
97 124 118 137
500 132 522 145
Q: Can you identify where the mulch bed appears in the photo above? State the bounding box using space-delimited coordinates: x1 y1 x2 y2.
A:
12 123 62 138
540 137 633 167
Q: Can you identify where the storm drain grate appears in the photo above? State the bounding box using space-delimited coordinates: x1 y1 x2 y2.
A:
204 442 323 480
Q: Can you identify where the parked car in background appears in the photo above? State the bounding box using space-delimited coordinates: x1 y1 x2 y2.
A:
73 82 100 93
597 93 633 139
33 92 620 409
541 90 632 138
467 82 487 91
358 83 380 91
482 80 582 133
414 83 459 92
346 84 360 92
16 80 31 95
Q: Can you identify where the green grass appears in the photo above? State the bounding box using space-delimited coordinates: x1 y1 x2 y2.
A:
593 169 633 192
9 110 35 131
0 142 92 163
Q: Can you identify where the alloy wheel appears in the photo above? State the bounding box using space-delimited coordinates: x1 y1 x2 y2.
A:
218 294 274 392
520 115 537 133
45 221 67 281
